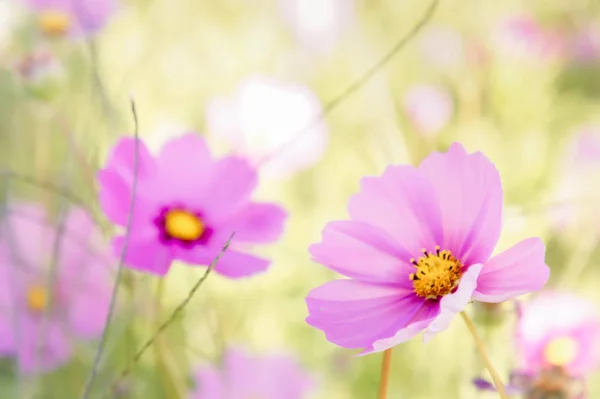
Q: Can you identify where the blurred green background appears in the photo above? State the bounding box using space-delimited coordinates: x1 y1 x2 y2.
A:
1 0 600 397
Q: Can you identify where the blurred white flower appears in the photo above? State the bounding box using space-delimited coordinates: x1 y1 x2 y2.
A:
278 0 355 53
206 76 328 180
419 26 465 70
403 84 453 136
0 0 23 52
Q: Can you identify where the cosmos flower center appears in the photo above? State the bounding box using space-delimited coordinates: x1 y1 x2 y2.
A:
38 10 71 37
409 247 463 299
164 209 206 241
26 285 48 312
544 336 578 367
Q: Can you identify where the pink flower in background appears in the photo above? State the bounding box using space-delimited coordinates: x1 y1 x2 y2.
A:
476 292 600 397
23 0 117 38
278 0 355 52
206 76 328 180
572 124 600 167
306 143 549 354
0 203 115 374
418 26 465 70
491 14 565 62
189 348 314 399
570 25 600 65
15 48 62 84
403 84 453 136
98 133 287 278
516 292 600 377
548 125 600 233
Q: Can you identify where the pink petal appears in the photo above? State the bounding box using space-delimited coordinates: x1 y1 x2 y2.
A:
309 221 415 285
154 133 214 206
112 235 172 276
201 157 258 222
418 143 503 265
98 137 157 226
217 203 287 244
306 280 423 349
472 238 549 303
348 165 443 259
18 317 72 375
68 278 111 338
212 250 270 279
423 263 483 343
191 368 223 399
103 137 156 180
362 300 441 354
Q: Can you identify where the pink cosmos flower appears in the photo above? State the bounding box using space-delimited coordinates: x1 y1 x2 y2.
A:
306 143 550 354
97 133 287 278
0 203 115 374
403 84 453 137
475 292 599 398
206 76 328 180
516 292 600 378
23 0 117 38
278 0 355 53
189 348 314 399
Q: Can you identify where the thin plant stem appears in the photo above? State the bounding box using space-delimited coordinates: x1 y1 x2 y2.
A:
460 311 509 399
256 0 439 168
378 349 393 399
104 232 235 398
81 98 140 399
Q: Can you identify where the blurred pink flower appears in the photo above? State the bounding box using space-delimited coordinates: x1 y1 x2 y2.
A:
418 26 465 70
189 348 314 399
206 76 328 180
0 203 115 374
97 133 287 278
278 0 355 52
306 143 550 354
516 292 600 377
15 48 62 83
570 25 600 65
403 84 453 136
23 0 117 38
572 124 600 167
491 14 565 62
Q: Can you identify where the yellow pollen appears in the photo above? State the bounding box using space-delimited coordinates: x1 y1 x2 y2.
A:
409 246 463 299
544 336 578 367
38 10 72 37
26 285 48 312
164 210 205 241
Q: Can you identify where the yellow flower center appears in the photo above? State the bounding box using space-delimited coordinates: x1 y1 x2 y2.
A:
544 336 578 367
38 10 71 37
164 210 205 241
26 285 48 312
409 247 463 299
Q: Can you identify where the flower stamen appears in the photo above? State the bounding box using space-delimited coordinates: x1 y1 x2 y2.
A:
409 246 463 299
544 336 578 367
38 10 71 37
164 209 206 241
26 285 48 312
